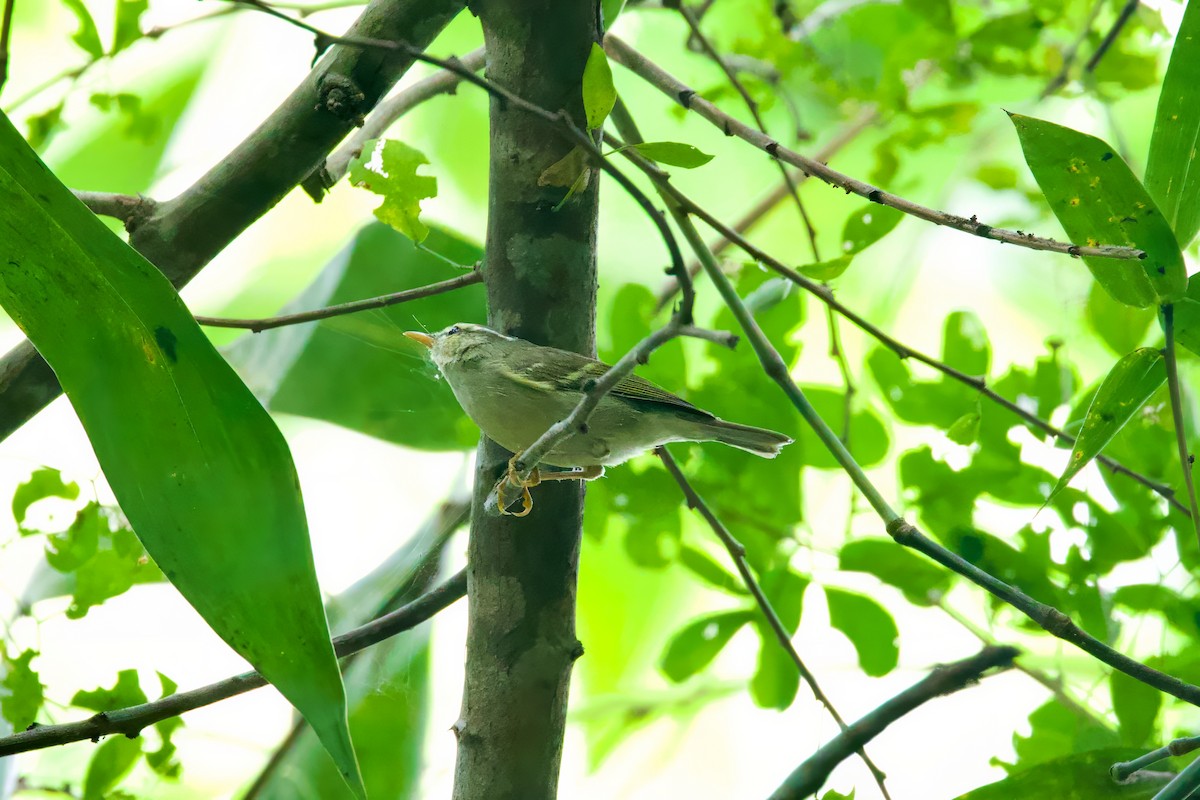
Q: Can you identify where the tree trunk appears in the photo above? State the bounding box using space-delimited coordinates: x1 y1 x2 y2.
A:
452 3 601 799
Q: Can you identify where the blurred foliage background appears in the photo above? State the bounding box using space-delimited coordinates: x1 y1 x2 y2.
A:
0 0 1198 798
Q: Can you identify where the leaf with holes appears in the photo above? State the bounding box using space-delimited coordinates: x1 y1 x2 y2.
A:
350 139 437 244
1050 348 1166 502
1010 113 1186 308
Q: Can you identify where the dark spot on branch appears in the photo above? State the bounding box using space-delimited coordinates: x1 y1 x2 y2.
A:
154 326 178 363
677 89 695 108
1067 245 1081 257
765 141 779 157
317 73 366 125
867 189 883 203
975 224 992 238
722 120 732 136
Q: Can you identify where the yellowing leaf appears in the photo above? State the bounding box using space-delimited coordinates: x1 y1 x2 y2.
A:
583 42 616 129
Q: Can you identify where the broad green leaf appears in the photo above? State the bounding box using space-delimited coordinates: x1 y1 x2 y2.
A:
839 539 952 606
1050 348 1166 501
1010 113 1186 308
349 138 437 243
946 411 981 444
750 569 807 709
1086 282 1155 355
1110 670 1161 746
1145 0 1200 247
82 735 142 800
1176 278 1200 357
798 255 854 281
631 141 714 168
795 387 890 469
954 749 1166 799
660 610 754 682
226 223 485 451
59 0 104 59
0 113 363 796
840 204 903 255
1 650 43 730
601 0 626 30
12 467 79 529
824 588 899 676
1009 700 1122 773
112 0 149 55
583 42 616 129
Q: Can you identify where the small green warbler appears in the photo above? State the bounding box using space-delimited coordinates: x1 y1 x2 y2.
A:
405 324 791 494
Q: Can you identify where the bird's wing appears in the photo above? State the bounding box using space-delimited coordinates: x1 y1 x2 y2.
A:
501 345 710 417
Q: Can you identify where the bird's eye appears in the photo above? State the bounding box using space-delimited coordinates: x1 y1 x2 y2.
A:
448 325 461 336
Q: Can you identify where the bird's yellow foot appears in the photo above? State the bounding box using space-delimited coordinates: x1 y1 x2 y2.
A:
498 454 541 517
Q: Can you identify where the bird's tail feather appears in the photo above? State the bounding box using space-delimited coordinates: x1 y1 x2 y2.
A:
695 419 792 458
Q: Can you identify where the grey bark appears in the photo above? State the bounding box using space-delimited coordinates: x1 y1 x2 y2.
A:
452 2 601 799
0 0 465 439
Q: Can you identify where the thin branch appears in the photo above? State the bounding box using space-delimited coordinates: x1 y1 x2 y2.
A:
657 446 893 800
615 143 1190 517
72 191 155 225
1040 0 1106 98
1084 0 1140 73
223 0 689 316
195 267 482 332
663 179 1200 706
303 47 486 199
1148 752 1200 800
767 646 1018 800
1163 304 1199 540
605 36 1147 261
1112 734 1200 782
0 0 15 96
651 105 878 311
0 570 466 757
675 2 820 260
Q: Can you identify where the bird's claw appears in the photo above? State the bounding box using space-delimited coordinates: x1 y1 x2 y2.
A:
498 455 540 517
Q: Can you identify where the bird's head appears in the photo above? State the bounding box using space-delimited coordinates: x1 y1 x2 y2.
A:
404 323 513 369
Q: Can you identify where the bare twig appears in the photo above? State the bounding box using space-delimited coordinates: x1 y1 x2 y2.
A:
1040 0 1106 97
0 570 466 757
1162 304 1199 540
1112 734 1200 782
651 105 878 311
605 36 1146 261
616 144 1190 517
1085 0 1140 73
303 46 487 199
72 191 155 225
195 268 482 332
767 646 1019 800
657 446 893 800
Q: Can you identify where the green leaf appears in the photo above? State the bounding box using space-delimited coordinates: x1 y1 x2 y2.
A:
795 387 890 469
954 749 1166 799
946 411 981 444
112 0 149 55
660 610 754 682
583 42 616 129
678 546 745 595
750 621 800 709
72 669 148 711
1050 348 1166 501
1086 282 1155 355
26 102 66 150
1 650 43 730
0 112 362 796
1174 291 1200 357
824 588 899 677
839 539 951 606
840 204 903 255
59 0 104 58
349 138 437 244
1111 670 1161 746
82 735 142 800
601 0 626 30
12 467 79 529
942 311 990 375
1010 113 1187 308
798 255 854 281
1145 0 1200 247
630 141 714 168
226 223 485 451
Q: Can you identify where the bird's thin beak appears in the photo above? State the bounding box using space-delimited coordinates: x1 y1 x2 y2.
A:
404 331 435 349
